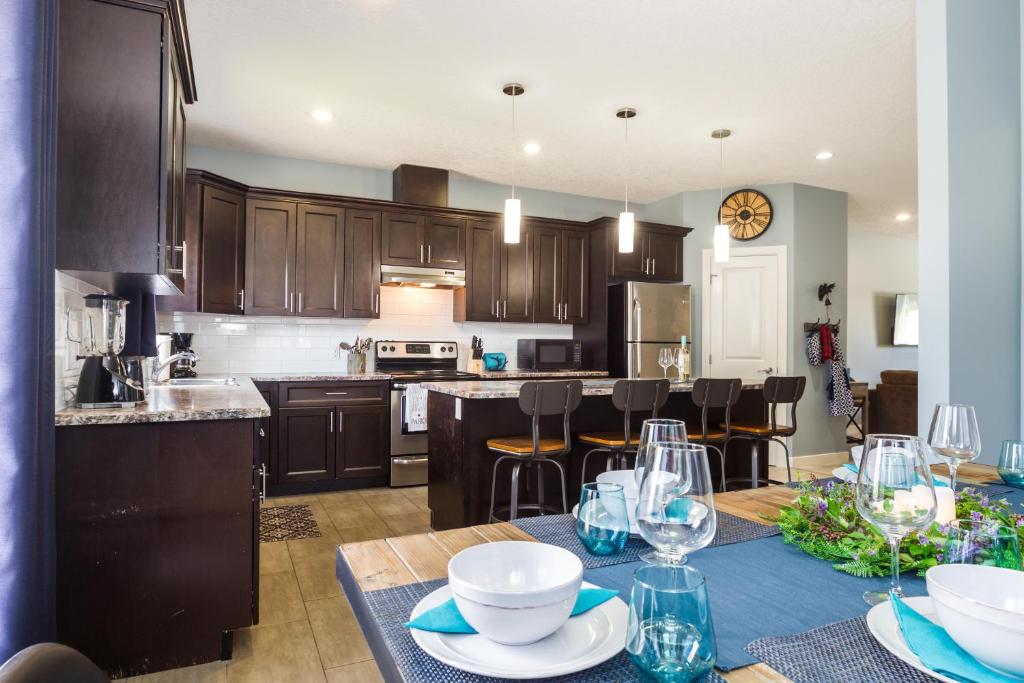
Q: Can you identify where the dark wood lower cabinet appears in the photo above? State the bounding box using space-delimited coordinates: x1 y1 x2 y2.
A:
55 419 257 677
277 407 335 484
336 405 389 479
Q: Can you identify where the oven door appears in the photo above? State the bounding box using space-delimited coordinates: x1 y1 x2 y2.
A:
389 383 428 487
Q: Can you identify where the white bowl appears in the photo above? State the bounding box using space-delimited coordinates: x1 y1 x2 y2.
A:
448 541 583 645
926 564 1024 677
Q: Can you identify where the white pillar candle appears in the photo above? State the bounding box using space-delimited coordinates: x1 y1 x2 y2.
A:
935 487 956 525
911 484 935 511
893 489 914 513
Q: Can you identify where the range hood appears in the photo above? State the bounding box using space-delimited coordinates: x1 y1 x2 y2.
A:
380 265 465 289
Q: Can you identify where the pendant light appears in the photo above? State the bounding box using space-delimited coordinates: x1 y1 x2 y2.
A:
502 83 524 244
617 107 637 253
712 128 731 263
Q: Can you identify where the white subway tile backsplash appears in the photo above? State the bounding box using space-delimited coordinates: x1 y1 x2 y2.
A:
159 287 573 376
54 271 103 410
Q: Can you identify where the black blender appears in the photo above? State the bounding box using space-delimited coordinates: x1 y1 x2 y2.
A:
73 294 146 408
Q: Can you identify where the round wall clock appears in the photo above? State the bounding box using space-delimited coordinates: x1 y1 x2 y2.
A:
719 189 773 240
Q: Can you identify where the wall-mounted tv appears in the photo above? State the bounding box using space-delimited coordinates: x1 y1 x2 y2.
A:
893 293 918 346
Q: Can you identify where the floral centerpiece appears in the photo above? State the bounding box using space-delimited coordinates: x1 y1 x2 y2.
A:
771 479 1024 577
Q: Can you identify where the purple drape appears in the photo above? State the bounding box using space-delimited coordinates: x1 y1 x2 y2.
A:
0 0 57 660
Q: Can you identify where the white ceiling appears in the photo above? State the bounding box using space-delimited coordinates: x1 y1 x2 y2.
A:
183 0 917 234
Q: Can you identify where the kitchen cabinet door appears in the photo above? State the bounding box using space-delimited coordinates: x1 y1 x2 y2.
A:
296 204 345 317
164 54 188 292
500 225 532 322
608 228 647 280
424 216 466 268
277 407 335 484
335 405 389 480
381 212 425 266
461 220 500 322
344 210 382 318
200 185 246 314
561 229 589 324
532 225 562 324
646 229 684 282
245 199 296 316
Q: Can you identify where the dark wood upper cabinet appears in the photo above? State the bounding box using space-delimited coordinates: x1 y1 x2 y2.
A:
381 212 425 266
607 221 690 282
608 231 648 280
455 221 501 322
277 408 335 484
200 184 246 314
424 216 466 268
245 200 296 316
296 204 345 317
501 226 533 322
344 210 382 318
56 0 196 295
561 229 589 324
532 225 562 324
645 229 685 282
335 405 389 479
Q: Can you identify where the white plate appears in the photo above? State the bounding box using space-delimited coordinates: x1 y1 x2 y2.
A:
408 581 627 679
865 596 957 683
832 467 951 487
571 503 642 538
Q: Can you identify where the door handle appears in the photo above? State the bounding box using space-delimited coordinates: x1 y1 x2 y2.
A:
420 244 424 263
238 289 245 311
329 411 334 432
298 292 303 312
503 300 507 319
757 367 774 374
374 292 379 313
427 244 432 263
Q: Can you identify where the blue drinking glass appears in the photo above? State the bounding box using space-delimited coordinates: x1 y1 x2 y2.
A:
998 440 1024 488
626 564 717 682
576 483 630 555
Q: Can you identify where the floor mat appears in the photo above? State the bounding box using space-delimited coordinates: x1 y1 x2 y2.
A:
260 504 321 543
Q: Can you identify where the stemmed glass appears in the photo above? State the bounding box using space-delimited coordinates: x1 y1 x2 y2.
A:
636 442 717 565
855 434 937 605
928 404 981 489
633 419 688 490
658 348 673 379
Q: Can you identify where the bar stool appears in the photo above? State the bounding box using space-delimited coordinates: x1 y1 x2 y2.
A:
724 375 806 488
487 380 583 522
578 379 670 481
689 377 741 493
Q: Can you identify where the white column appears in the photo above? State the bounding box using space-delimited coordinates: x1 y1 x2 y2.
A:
916 0 1022 462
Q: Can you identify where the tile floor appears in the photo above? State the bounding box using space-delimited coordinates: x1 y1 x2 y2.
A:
122 455 848 682
122 486 430 682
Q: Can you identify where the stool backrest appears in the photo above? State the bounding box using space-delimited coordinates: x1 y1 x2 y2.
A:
763 375 806 432
611 379 670 446
518 380 584 455
691 377 742 438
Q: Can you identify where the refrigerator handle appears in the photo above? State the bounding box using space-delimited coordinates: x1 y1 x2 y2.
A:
632 297 641 340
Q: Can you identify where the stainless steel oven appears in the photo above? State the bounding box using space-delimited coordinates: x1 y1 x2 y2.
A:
389 381 429 487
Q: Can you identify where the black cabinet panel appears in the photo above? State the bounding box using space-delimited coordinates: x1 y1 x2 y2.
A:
277 407 334 484
336 406 389 479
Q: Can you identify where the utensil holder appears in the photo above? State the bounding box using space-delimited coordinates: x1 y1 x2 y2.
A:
347 352 366 375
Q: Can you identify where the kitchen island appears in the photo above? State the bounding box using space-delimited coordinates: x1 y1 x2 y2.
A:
422 378 771 530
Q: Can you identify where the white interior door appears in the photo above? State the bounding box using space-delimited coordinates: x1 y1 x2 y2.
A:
702 246 789 466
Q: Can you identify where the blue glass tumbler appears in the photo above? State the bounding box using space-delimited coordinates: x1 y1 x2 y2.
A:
576 482 630 555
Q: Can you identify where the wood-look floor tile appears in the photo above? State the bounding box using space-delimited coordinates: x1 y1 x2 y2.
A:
289 536 343 601
122 660 227 682
305 596 373 670
399 486 429 511
257 570 307 626
227 620 325 683
324 660 383 683
268 493 323 508
321 497 385 530
259 540 292 575
380 511 432 537
359 490 421 517
337 524 392 543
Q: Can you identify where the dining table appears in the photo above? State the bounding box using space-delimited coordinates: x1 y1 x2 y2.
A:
335 463 1009 682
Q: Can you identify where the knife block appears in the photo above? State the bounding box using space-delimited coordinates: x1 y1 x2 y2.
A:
467 358 484 374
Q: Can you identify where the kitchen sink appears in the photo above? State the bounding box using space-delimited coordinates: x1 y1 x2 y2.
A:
162 377 238 387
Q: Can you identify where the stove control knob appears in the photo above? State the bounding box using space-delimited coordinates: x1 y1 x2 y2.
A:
389 345 396 352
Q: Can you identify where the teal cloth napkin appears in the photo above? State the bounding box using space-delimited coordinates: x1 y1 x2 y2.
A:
405 587 618 634
844 463 949 487
892 595 1019 683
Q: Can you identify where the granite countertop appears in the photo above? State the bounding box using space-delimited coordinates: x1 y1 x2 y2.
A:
246 372 392 382
56 377 272 426
476 369 609 379
422 377 764 399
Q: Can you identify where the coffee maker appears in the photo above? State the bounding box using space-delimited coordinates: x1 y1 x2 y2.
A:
167 332 197 378
73 294 146 408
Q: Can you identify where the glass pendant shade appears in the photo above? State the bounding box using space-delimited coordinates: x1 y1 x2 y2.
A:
504 198 521 244
618 211 635 253
713 224 730 262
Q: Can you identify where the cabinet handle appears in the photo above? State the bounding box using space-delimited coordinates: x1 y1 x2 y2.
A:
503 300 507 319
298 292 303 312
289 292 294 313
259 463 268 503
420 244 424 263
329 411 334 432
374 292 379 313
427 244 432 263
238 289 245 311
651 258 656 276
324 392 348 395
181 241 187 280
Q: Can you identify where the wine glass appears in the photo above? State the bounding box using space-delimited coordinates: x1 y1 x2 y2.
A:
928 404 981 489
636 442 716 564
634 419 688 490
657 348 673 379
855 434 937 605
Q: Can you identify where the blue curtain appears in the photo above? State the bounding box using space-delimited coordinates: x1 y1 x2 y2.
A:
0 0 57 660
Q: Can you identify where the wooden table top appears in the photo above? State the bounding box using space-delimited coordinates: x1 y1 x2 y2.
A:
337 463 1000 683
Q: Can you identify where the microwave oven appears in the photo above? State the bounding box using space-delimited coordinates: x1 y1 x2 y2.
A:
516 339 582 371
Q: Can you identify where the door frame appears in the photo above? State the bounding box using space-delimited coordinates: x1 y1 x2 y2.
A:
701 245 790 467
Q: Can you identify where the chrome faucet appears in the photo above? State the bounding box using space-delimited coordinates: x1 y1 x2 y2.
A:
151 351 199 383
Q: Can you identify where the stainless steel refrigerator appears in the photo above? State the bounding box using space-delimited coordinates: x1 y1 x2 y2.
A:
607 282 692 378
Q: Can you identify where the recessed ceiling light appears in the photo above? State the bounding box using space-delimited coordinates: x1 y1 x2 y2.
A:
523 142 541 155
896 212 911 221
311 109 333 122
815 151 834 160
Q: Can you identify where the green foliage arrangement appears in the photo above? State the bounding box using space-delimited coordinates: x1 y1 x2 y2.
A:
770 479 1024 577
